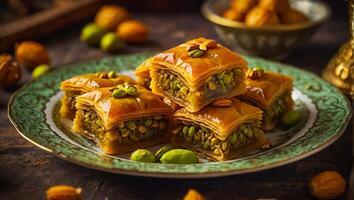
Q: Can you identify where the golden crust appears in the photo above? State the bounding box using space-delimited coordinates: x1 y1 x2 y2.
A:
150 37 248 87
241 71 293 109
174 98 262 141
60 73 136 93
75 86 173 130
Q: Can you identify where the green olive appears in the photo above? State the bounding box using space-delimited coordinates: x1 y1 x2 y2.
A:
282 110 301 126
100 32 124 52
155 145 173 162
32 64 51 79
80 23 105 46
112 88 126 98
130 149 155 163
160 149 198 164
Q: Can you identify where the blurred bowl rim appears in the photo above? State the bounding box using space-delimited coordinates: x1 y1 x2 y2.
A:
201 0 332 32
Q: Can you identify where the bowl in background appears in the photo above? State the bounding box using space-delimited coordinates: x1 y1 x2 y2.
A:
201 0 331 59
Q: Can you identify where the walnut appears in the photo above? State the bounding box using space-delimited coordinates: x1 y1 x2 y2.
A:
0 54 21 89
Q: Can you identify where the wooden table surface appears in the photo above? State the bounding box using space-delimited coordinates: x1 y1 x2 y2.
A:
0 2 353 200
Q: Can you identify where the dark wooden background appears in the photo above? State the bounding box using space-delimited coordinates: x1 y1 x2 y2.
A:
0 0 353 199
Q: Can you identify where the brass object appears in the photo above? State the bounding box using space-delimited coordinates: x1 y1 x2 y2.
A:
323 0 354 99
201 0 331 59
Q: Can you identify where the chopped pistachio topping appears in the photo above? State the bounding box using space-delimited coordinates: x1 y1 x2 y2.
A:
111 82 138 98
188 49 205 58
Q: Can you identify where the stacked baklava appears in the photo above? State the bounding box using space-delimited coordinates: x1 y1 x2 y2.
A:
135 37 294 161
60 37 295 161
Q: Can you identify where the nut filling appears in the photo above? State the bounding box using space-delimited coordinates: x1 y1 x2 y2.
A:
173 121 262 155
157 68 243 101
263 91 292 125
81 109 167 145
65 91 82 112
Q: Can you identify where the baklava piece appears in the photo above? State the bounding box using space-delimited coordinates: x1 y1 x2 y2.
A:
60 71 135 119
239 68 294 130
149 37 248 112
172 98 269 161
72 84 173 154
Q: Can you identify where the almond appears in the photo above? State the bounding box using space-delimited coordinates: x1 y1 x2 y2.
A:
46 185 82 200
203 39 217 49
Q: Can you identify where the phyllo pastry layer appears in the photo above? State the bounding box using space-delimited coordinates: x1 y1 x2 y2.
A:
172 98 269 161
134 58 154 90
239 68 294 130
60 71 136 118
149 37 248 112
72 84 173 154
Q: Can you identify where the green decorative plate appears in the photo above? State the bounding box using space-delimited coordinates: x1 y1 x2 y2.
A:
8 53 352 178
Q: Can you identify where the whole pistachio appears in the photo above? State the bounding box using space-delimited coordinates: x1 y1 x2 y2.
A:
160 149 198 164
100 32 124 52
112 88 126 98
130 149 155 163
155 145 173 162
32 64 51 79
282 110 301 126
80 23 106 46
188 49 205 58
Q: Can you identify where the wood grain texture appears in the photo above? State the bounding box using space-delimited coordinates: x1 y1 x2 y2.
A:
0 7 352 200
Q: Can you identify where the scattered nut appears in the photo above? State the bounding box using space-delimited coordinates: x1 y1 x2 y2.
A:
32 64 51 79
100 32 124 52
212 98 233 107
309 171 346 200
247 67 265 79
245 6 280 27
186 43 200 51
0 54 21 89
15 41 50 70
223 8 243 21
130 149 155 163
46 185 82 200
183 189 205 200
95 5 131 31
80 23 106 46
203 39 217 49
116 20 149 44
229 0 258 21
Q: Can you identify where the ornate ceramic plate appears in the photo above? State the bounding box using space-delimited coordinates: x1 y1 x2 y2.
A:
8 53 352 178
